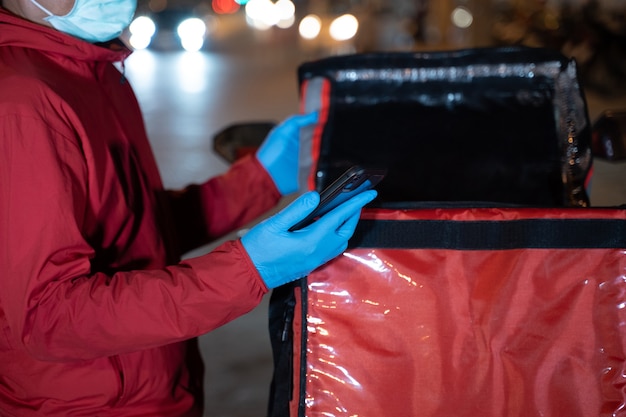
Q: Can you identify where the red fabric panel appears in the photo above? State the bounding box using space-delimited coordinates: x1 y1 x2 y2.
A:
301 209 626 417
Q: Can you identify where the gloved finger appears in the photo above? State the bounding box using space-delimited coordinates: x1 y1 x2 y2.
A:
272 111 319 136
334 210 362 239
314 190 377 233
289 111 319 127
271 191 320 230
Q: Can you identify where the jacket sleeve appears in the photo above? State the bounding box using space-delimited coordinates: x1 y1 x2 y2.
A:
0 110 269 362
167 155 282 255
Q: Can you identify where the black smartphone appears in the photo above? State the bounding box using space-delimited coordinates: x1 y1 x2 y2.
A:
289 165 387 231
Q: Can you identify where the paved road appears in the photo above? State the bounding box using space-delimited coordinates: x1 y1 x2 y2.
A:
123 34 626 417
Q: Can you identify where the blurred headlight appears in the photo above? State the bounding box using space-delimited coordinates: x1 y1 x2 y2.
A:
129 16 156 49
177 18 207 52
329 14 358 41
130 16 157 38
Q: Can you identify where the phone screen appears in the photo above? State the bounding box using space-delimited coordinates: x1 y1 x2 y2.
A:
289 166 386 231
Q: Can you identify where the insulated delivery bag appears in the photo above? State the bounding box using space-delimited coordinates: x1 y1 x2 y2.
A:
266 47 626 417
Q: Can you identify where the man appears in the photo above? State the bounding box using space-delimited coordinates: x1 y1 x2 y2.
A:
0 1 376 415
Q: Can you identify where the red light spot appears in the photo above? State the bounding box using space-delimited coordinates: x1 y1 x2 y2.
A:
212 0 240 14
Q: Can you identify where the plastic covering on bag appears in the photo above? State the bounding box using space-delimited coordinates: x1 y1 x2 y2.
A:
278 207 626 417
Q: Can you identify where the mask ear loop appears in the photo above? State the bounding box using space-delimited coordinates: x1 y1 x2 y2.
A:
28 0 55 17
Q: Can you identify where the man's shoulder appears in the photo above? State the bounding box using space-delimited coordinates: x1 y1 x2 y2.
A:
0 46 60 102
0 66 68 124
0 58 81 149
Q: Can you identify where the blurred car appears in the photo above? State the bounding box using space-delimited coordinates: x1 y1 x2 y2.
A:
127 7 212 52
296 12 362 55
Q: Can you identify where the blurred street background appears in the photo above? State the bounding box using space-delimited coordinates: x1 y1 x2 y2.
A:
120 0 626 415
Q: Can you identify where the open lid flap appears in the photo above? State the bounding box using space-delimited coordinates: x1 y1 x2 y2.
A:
297 46 592 207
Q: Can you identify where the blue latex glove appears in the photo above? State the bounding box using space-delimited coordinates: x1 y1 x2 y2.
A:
256 112 318 195
241 189 377 288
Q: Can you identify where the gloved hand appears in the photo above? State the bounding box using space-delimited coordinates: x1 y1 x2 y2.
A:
256 111 318 195
241 189 377 288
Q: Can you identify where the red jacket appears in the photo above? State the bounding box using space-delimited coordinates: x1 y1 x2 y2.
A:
0 8 280 416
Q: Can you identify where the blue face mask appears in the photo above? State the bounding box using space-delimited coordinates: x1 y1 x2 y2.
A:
29 0 137 43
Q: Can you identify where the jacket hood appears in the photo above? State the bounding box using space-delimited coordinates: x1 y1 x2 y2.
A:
0 7 131 63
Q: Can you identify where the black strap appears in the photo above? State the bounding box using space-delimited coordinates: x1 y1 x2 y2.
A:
348 218 626 250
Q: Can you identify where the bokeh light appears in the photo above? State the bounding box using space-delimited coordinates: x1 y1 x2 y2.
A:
177 18 207 52
245 0 295 30
329 14 359 41
212 0 240 14
128 16 156 50
299 14 322 40
451 6 473 29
